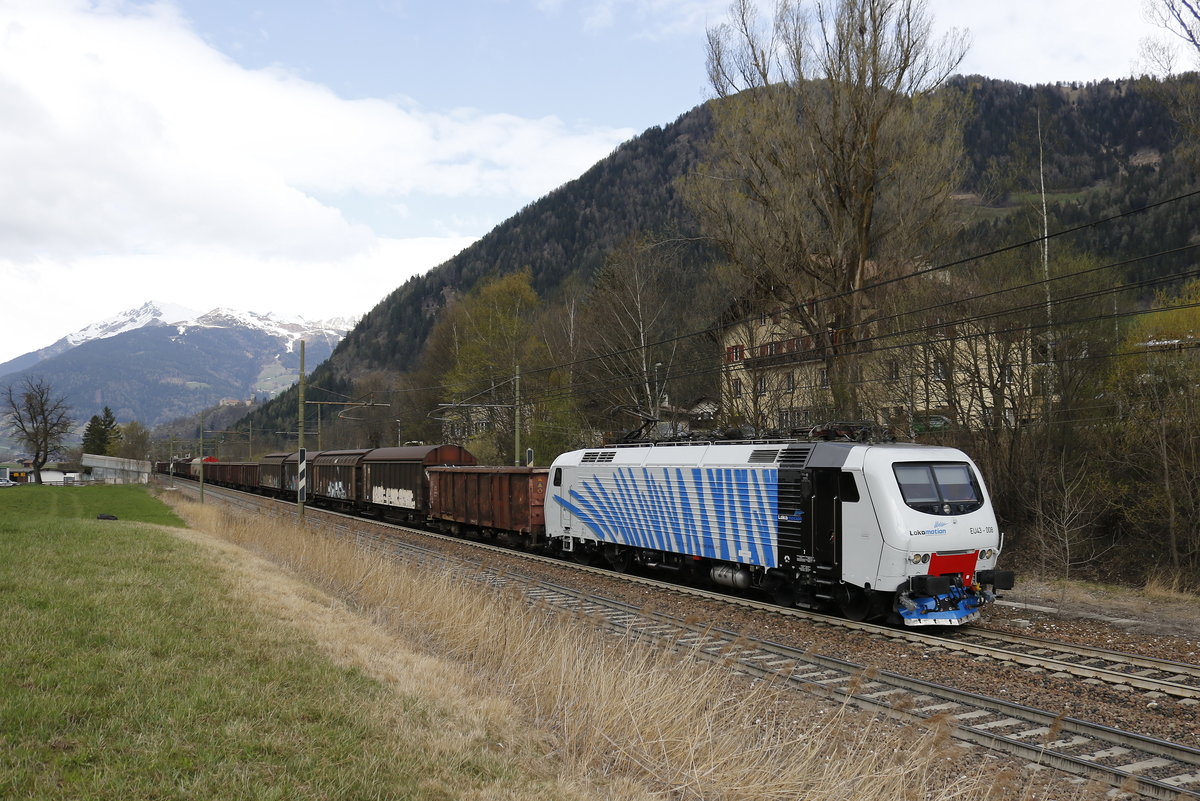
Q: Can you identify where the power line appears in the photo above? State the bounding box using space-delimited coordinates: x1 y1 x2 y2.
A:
243 185 1200 436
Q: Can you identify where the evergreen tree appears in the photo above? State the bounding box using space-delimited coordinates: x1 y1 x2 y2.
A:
82 415 107 455
81 406 121 455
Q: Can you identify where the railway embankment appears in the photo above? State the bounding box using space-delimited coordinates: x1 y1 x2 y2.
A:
166 484 1185 800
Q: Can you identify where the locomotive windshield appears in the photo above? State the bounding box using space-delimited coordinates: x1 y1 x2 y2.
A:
893 462 982 514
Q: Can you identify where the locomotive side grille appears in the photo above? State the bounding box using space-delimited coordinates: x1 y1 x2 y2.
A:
748 449 781 464
581 451 616 463
778 445 814 466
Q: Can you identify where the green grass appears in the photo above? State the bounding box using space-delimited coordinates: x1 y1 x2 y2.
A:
0 499 562 800
0 484 185 527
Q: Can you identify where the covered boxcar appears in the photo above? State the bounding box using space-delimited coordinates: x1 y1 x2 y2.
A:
362 445 476 520
282 451 319 495
310 449 370 508
205 461 258 489
258 452 290 495
428 465 548 545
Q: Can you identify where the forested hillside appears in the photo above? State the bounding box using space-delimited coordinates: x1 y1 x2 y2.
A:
952 76 1200 292
245 75 1200 445
334 106 712 374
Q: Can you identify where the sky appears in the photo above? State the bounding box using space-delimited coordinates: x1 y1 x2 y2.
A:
0 0 1172 366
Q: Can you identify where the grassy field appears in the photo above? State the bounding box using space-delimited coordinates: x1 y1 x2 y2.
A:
0 485 586 800
0 483 186 527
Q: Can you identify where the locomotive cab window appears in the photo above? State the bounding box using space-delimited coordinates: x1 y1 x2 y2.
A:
553 468 562 487
839 471 860 502
893 462 982 514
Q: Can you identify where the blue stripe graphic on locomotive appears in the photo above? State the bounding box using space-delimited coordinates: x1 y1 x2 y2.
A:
553 466 779 567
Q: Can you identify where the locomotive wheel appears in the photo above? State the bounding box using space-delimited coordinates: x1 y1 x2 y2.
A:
837 585 871 622
765 575 796 608
603 545 632 573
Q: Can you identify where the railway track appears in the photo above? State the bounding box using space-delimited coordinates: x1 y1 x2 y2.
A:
944 628 1200 701
173 481 1200 797
513 583 1200 800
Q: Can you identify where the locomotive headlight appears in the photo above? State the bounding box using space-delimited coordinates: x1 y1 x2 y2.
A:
910 553 922 564
983 549 994 560
922 553 930 564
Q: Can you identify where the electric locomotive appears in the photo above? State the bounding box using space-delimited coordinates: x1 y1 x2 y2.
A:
546 440 1013 626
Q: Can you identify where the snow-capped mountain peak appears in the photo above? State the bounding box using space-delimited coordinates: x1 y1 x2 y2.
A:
0 301 356 382
65 300 198 348
178 307 354 345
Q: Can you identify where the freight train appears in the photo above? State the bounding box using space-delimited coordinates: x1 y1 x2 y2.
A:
158 439 1014 626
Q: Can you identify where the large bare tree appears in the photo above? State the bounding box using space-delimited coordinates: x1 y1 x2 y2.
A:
1146 0 1200 56
3 376 74 483
688 0 968 415
581 236 682 427
1142 0 1200 156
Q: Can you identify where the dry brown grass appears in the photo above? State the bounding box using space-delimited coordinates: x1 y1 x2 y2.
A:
1008 574 1200 635
165 496 1057 801
1143 571 1200 601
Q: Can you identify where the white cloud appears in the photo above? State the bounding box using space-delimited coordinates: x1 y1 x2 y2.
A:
0 0 632 258
929 0 1153 84
0 0 634 364
2 235 476 360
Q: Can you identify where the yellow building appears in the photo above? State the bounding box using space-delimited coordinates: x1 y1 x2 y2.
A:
719 304 1052 437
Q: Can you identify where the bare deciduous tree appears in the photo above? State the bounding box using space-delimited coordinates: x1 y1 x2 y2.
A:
3 376 74 484
116 420 152 461
1146 0 1200 58
581 236 683 429
1027 455 1115 582
688 0 969 415
1141 1 1200 160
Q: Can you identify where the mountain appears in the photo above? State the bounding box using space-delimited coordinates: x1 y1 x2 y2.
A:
328 106 712 376
245 75 1200 446
0 300 198 378
0 303 353 426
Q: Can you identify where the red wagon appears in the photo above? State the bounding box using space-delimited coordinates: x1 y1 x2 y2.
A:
427 465 549 545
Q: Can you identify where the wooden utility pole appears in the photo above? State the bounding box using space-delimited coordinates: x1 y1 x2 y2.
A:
198 412 205 504
514 364 521 466
298 340 305 521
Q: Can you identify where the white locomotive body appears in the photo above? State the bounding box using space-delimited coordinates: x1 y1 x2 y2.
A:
547 440 1014 626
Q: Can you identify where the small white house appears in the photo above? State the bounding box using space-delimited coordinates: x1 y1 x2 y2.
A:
34 468 81 484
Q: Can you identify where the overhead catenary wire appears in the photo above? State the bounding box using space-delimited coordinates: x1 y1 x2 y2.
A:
502 186 1200 387
477 261 1200 413
289 185 1200 424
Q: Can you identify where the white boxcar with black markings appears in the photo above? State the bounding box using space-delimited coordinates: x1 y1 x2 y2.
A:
546 440 1014 626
